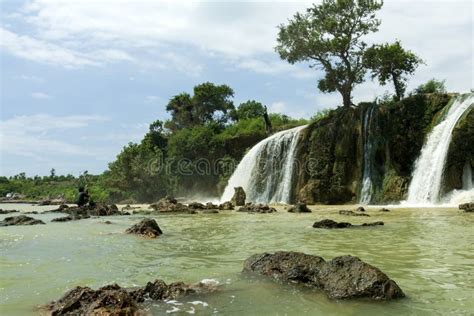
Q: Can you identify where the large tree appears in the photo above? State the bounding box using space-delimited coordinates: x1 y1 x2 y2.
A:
165 82 234 131
364 41 423 100
276 0 383 107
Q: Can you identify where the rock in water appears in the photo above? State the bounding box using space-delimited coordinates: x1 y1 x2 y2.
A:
150 197 192 213
0 209 19 214
231 187 246 206
46 279 220 315
218 201 234 210
243 251 404 300
288 203 312 213
0 215 45 226
356 206 366 212
459 203 474 212
126 218 163 238
237 203 277 213
313 219 383 229
379 208 391 212
188 202 206 209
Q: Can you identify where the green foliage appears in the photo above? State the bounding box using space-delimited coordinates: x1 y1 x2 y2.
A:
230 100 266 121
364 41 423 100
310 109 332 123
276 0 383 107
415 78 447 94
165 82 234 131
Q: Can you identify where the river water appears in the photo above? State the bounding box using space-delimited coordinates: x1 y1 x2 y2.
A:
0 204 473 315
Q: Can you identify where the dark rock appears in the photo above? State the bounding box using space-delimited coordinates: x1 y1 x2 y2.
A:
150 197 192 213
288 203 312 213
243 251 404 300
231 187 246 206
379 208 391 212
48 203 124 217
46 279 219 315
1 215 45 226
339 210 370 217
51 215 90 222
205 202 219 209
313 219 352 229
188 202 206 209
201 210 219 214
313 219 384 229
459 203 474 212
126 218 163 238
104 221 112 224
218 201 234 210
237 203 277 214
356 206 366 212
38 199 51 206
24 211 38 214
0 209 19 214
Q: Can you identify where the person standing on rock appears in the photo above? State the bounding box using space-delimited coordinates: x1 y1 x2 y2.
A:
76 187 90 207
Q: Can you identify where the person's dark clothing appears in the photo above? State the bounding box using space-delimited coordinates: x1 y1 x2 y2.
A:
76 191 89 207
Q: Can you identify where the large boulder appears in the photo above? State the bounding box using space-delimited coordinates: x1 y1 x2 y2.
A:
288 203 312 213
218 201 234 210
237 203 277 214
459 203 474 212
150 197 192 213
0 215 45 226
243 251 404 300
126 218 163 238
48 203 123 217
231 187 246 206
46 279 220 315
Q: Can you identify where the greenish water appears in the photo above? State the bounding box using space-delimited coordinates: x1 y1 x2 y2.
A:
0 204 473 315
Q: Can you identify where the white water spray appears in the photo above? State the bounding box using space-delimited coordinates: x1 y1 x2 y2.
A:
221 125 307 204
406 94 474 204
360 105 376 204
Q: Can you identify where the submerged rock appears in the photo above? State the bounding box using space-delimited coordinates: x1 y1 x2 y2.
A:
218 201 234 210
0 215 45 226
126 218 163 238
379 208 391 212
459 203 474 212
288 203 312 213
51 215 90 222
0 209 19 214
237 203 277 213
313 219 383 229
201 209 219 214
339 210 370 217
46 279 220 315
243 251 404 300
231 187 246 206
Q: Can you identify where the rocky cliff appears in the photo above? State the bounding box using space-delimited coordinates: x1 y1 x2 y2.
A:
294 93 470 204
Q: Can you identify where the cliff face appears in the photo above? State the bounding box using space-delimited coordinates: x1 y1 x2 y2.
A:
295 93 458 204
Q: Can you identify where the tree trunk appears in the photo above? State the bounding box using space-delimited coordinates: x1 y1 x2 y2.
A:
392 73 402 101
341 89 352 107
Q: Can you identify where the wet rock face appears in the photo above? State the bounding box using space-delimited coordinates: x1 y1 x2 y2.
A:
0 215 45 226
243 251 405 300
312 219 383 229
126 218 163 238
51 215 90 222
231 187 246 206
237 203 277 213
288 203 312 213
459 203 474 212
46 279 219 315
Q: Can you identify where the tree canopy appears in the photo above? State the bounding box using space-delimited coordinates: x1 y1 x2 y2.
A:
276 0 383 107
364 41 423 100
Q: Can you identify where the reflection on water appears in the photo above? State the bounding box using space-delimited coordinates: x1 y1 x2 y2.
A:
0 204 473 315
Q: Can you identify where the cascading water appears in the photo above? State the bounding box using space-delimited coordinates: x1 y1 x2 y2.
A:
406 94 474 204
462 162 473 190
359 105 376 204
221 125 307 204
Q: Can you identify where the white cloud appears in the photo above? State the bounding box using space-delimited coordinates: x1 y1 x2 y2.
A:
269 101 286 113
0 114 109 159
31 91 51 99
15 74 45 82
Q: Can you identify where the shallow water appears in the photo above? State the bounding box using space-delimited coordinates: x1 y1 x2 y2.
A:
0 204 473 315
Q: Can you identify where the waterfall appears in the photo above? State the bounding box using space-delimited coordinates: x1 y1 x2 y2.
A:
406 94 474 204
359 105 376 204
462 162 473 190
221 125 307 204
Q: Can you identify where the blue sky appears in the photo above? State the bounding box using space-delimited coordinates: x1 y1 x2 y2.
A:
0 0 472 177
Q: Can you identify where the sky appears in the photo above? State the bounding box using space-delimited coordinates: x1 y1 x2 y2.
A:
0 0 472 177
